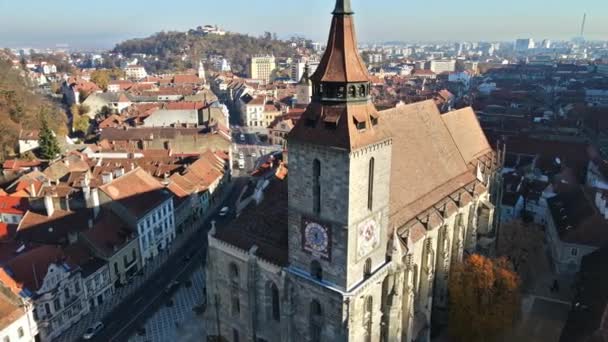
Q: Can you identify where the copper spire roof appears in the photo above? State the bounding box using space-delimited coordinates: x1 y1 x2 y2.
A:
288 0 389 151
310 0 370 83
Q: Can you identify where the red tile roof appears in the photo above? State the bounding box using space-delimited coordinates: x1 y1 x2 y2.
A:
0 197 29 215
4 245 75 292
172 75 202 85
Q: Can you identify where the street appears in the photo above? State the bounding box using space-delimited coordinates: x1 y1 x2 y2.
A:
231 125 282 176
77 178 249 342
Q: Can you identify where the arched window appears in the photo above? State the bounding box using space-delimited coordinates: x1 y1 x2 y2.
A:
271 283 280 322
229 263 239 286
364 258 372 279
310 300 323 342
368 158 375 211
349 86 357 98
313 159 321 215
311 260 323 281
360 85 366 97
231 293 240 316
337 85 345 98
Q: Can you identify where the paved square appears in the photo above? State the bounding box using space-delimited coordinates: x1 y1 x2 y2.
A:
129 267 206 342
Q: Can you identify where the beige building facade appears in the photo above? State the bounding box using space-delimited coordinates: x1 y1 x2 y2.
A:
250 56 276 83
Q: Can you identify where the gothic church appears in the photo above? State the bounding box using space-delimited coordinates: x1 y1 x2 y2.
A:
204 1 499 341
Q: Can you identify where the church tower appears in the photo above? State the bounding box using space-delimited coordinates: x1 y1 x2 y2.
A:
198 60 206 84
286 0 394 340
296 64 312 105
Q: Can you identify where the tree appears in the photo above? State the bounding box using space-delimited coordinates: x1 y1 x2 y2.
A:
497 220 544 288
73 114 90 136
449 254 521 342
38 111 61 160
90 70 110 91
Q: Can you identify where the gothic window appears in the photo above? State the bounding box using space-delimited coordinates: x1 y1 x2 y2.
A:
229 263 239 286
364 258 372 279
310 300 323 342
271 283 280 322
232 294 240 316
311 260 323 281
349 85 357 98
368 158 375 211
313 159 321 215
337 85 345 98
359 85 366 97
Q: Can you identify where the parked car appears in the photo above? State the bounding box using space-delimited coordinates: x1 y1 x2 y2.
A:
239 134 245 141
164 280 180 294
219 207 230 217
251 151 258 158
83 321 104 340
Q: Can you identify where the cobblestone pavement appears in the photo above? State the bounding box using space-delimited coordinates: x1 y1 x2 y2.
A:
128 267 206 342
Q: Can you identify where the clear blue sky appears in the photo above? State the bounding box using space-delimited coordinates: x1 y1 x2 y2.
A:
0 0 606 49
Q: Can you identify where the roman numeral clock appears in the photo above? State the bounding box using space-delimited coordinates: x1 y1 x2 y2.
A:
301 217 331 260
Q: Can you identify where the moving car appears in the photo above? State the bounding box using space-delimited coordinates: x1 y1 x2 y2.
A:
238 159 245 170
251 151 258 158
219 206 230 217
83 321 104 340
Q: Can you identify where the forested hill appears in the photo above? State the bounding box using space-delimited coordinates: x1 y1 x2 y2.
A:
0 60 66 160
112 31 298 75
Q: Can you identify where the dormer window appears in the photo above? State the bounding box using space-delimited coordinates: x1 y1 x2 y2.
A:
356 121 366 130
370 114 379 126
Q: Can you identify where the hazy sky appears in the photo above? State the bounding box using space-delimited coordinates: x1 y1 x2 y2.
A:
0 0 606 49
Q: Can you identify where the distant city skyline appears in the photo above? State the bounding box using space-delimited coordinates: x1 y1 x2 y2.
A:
0 0 607 49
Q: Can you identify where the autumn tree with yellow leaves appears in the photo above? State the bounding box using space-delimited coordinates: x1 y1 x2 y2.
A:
448 254 521 342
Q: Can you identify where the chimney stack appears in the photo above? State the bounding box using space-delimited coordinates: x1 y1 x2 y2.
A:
91 188 100 218
101 172 113 185
44 195 55 217
114 167 125 179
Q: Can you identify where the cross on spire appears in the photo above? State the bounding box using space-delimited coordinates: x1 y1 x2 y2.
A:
333 0 354 15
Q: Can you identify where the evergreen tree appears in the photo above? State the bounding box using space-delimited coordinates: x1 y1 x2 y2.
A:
38 111 60 160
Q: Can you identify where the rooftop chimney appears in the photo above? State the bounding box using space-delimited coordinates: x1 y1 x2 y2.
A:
114 167 125 178
101 172 113 185
44 195 55 217
91 188 100 218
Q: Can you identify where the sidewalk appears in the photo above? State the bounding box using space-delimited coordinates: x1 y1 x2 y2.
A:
54 182 235 342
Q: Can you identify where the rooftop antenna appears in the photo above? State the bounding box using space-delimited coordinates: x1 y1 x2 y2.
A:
580 13 587 38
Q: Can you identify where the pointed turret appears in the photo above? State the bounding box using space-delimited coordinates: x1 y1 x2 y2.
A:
198 60 206 83
298 63 311 86
296 63 312 105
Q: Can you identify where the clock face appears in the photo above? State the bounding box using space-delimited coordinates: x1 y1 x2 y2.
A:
358 218 380 259
302 218 331 259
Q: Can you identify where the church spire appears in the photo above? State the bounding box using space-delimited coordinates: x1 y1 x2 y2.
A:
333 0 354 15
288 0 388 151
311 0 370 86
298 63 311 85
